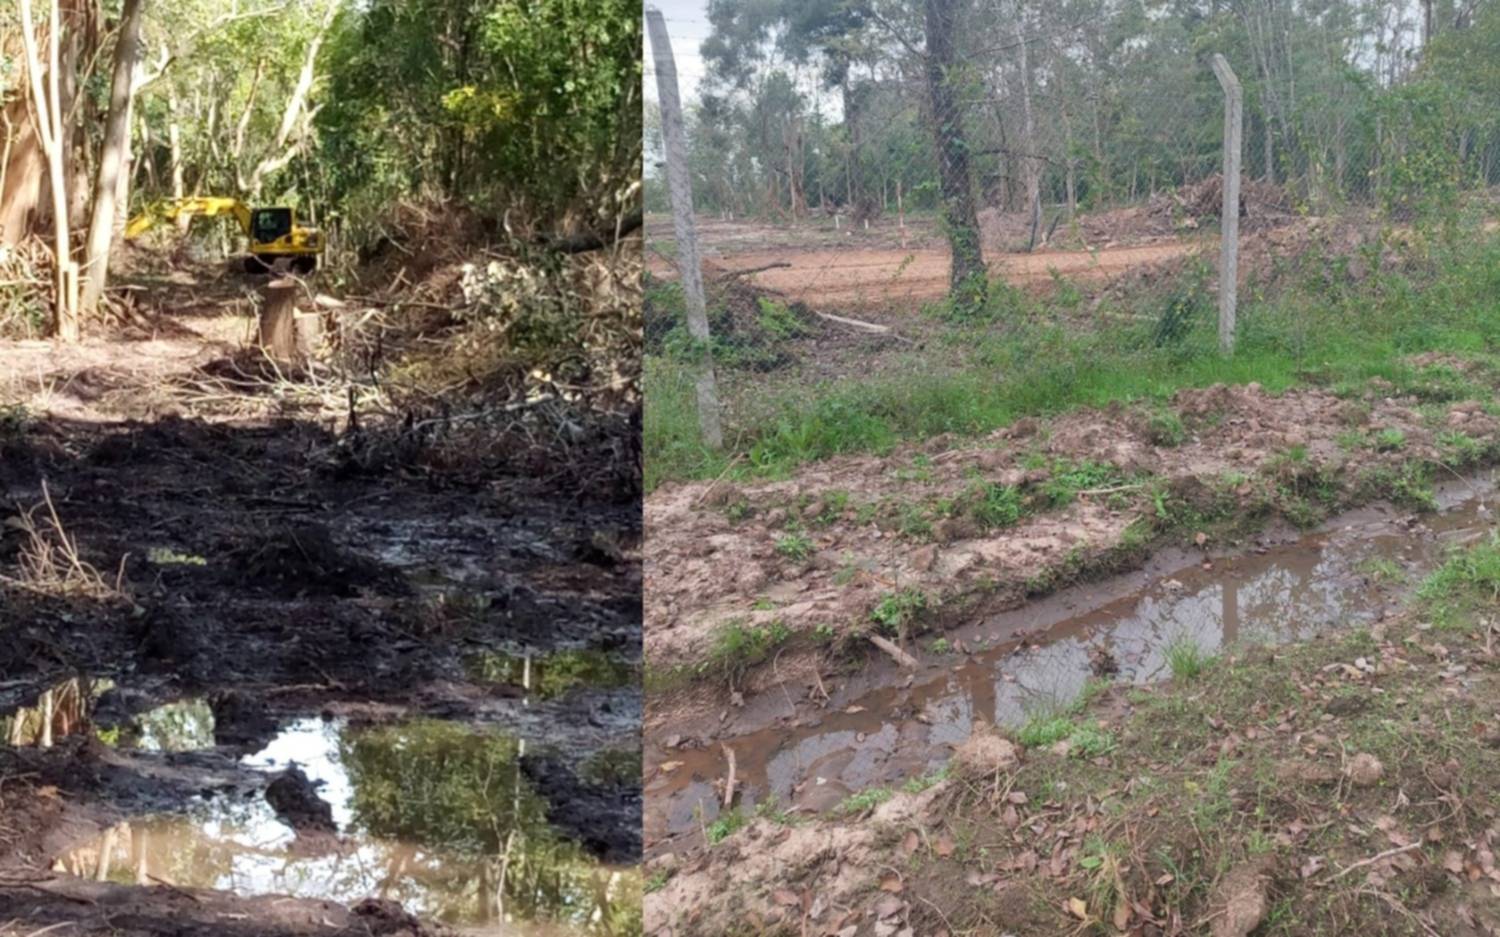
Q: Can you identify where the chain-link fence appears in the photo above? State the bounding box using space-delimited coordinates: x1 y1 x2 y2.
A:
644 0 1500 489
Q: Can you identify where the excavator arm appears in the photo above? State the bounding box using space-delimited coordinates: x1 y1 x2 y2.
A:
126 197 251 239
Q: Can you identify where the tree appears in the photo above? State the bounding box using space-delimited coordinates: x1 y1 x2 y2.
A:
79 0 147 318
17 0 79 341
924 0 985 305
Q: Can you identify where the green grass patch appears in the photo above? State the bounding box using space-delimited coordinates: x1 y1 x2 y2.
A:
646 232 1500 488
1164 635 1215 681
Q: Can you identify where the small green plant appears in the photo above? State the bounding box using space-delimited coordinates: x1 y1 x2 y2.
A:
1068 723 1117 757
702 619 792 677
870 588 928 636
1373 427 1406 451
775 532 813 561
645 868 672 893
929 637 952 654
1164 635 1214 681
756 297 812 340
146 547 208 567
705 808 747 845
837 787 893 815
1018 715 1075 748
1146 409 1186 447
813 622 837 642
972 481 1024 528
1438 430 1484 463
902 765 950 793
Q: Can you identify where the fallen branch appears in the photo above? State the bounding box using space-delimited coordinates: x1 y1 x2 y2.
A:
869 633 920 669
811 309 916 345
1328 842 1421 881
722 261 792 278
539 209 644 254
721 743 738 808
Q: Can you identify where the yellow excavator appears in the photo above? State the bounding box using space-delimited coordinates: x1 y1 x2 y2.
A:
125 196 324 273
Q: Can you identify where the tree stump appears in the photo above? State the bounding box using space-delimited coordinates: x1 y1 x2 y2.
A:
258 278 301 364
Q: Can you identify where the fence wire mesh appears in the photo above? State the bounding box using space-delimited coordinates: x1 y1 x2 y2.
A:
644 0 1500 488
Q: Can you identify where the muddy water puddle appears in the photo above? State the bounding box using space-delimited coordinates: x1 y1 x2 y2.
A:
646 478 1497 850
54 716 639 934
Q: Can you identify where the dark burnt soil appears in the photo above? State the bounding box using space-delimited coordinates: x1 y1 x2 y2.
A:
0 272 641 931
0 876 447 936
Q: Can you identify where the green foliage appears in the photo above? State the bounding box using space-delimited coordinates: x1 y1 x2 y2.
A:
318 0 640 224
706 808 747 845
869 588 928 636
837 787 893 815
971 481 1024 528
701 619 792 677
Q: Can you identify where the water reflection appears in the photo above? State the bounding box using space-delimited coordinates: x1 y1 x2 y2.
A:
465 648 637 700
58 718 641 935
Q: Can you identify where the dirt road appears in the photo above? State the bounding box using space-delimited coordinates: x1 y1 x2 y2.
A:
648 228 1197 308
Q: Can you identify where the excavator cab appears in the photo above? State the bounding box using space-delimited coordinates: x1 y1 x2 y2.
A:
251 208 294 244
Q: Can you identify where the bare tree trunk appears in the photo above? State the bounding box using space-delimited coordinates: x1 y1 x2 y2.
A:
245 2 338 199
79 0 146 318
924 0 985 307
1014 7 1040 249
19 0 80 341
168 88 188 230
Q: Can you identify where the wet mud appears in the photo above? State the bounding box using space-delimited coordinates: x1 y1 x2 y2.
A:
0 337 640 932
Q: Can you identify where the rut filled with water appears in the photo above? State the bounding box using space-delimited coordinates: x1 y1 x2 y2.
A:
645 474 1497 854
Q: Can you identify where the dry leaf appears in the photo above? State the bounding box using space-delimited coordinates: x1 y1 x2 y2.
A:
772 888 800 907
880 874 904 894
1067 897 1088 921
659 760 683 774
935 833 956 858
901 830 920 855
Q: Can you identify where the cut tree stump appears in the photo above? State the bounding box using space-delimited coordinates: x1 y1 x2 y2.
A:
258 278 301 364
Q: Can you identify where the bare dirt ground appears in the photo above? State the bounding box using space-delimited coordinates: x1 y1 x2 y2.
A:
0 257 640 934
647 216 1202 310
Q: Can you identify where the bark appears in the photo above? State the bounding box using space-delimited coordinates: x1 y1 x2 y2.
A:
19 0 80 341
258 279 302 364
923 0 985 306
0 107 46 245
168 88 187 230
79 0 146 318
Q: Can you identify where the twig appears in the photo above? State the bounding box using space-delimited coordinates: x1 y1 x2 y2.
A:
1328 842 1420 880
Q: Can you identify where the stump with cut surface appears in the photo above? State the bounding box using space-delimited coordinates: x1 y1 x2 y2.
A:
258 278 302 364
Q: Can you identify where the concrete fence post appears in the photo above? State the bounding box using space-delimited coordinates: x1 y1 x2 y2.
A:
1210 53 1242 356
647 8 724 449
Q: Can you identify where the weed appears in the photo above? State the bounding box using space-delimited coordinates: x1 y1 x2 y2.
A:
1164 635 1214 681
870 588 928 637
775 532 813 562
645 869 672 893
971 481 1024 528
1146 408 1186 447
1018 715 1075 748
705 809 747 845
837 787 893 815
701 619 792 678
1373 427 1406 451
929 637 953 654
